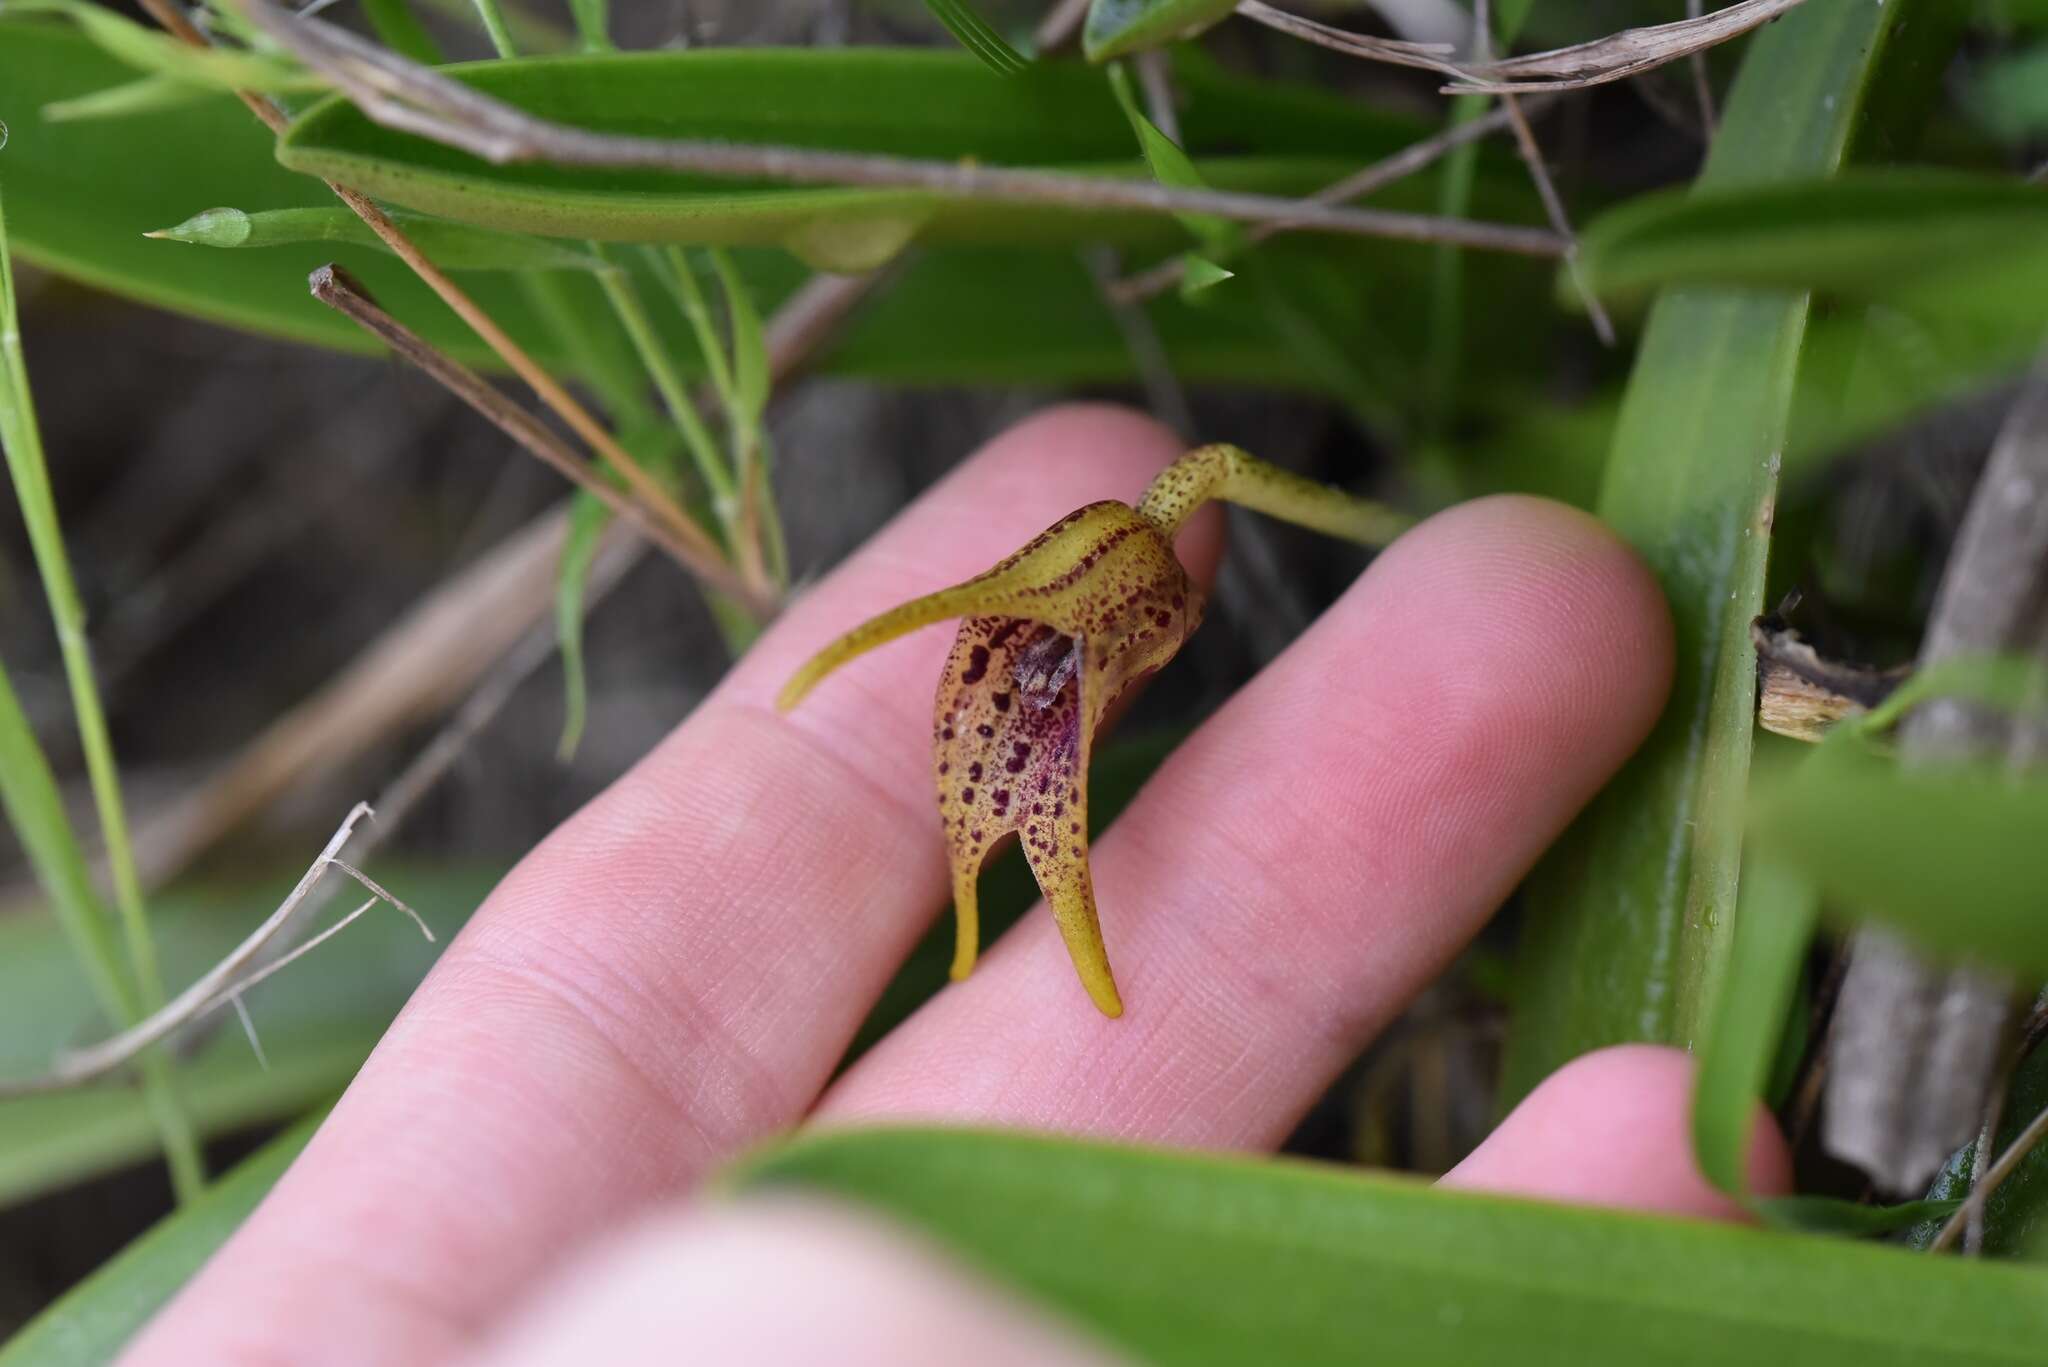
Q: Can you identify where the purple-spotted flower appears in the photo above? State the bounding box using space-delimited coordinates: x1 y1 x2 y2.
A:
780 444 1408 1016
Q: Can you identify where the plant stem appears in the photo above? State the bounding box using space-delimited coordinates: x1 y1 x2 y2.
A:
0 197 206 1202
590 255 738 530
468 0 518 59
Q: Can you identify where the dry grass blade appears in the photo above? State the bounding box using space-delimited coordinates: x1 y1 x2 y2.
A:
1445 0 1810 93
1235 1 1462 75
230 0 1563 258
0 804 427 1096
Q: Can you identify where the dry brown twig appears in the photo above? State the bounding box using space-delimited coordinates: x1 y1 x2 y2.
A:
0 804 425 1096
135 0 767 614
1235 0 1808 95
226 0 1561 258
308 264 773 614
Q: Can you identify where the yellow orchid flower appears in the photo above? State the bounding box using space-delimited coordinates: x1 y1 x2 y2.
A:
779 444 1410 1017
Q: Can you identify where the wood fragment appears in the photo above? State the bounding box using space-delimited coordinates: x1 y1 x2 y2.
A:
1751 617 1908 742
1824 353 2048 1193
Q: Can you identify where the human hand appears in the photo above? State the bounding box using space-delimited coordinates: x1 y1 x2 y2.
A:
125 406 1788 1365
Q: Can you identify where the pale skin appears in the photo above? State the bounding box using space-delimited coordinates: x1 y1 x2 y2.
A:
124 407 1790 1365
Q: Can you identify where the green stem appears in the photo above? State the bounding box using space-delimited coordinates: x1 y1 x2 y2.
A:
654 248 739 419
591 254 738 526
0 198 205 1202
468 0 518 58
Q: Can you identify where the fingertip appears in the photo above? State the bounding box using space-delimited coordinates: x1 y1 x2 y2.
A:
1440 1044 1792 1221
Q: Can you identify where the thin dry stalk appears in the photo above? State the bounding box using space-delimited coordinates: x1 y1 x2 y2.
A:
1443 0 1809 93
0 804 426 1095
230 0 1563 258
136 0 759 615
308 264 768 614
1235 2 1462 75
1034 0 1091 51
1113 100 1539 302
1685 0 1719 132
1932 1097 2048 1252
1496 96 1614 345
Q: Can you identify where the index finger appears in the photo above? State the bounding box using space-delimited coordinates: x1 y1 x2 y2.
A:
126 406 1220 1366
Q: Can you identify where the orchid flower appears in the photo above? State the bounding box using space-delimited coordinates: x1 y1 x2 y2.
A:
779 444 1410 1017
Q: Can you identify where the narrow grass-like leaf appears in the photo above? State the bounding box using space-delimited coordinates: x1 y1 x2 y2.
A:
146 206 606 272
1106 61 1240 258
1761 1195 1964 1237
566 0 613 53
1691 844 1816 1198
1083 0 1238 60
1575 172 2048 310
361 0 444 65
922 0 1029 75
729 1128 2048 1365
1748 740 2048 974
40 72 217 122
4 0 324 92
1503 0 1963 1102
0 1109 324 1367
0 865 495 1203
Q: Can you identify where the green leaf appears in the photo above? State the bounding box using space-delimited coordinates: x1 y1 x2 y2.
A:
1748 739 2048 975
361 0 445 65
1761 1195 1964 1237
0 865 497 1203
1913 1041 2048 1255
1502 0 1964 1103
922 0 1030 75
1176 252 1233 299
1971 44 2048 139
145 206 607 273
1691 845 1816 1199
730 1128 2048 1365
1105 61 1241 254
1083 0 1238 61
709 249 770 432
39 72 218 123
0 20 1447 391
1575 172 2048 311
566 0 613 53
273 49 1393 256
4 0 324 93
0 1110 323 1367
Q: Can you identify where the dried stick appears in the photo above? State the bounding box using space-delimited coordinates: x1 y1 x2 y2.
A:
135 0 756 615
1442 0 1809 94
1112 100 1541 303
1034 0 1091 52
1931 1095 2048 1252
1825 350 2048 1193
0 804 426 1095
229 0 1563 259
1235 2 1462 75
308 265 771 616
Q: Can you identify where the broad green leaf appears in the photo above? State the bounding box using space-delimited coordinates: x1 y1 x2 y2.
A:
273 49 1410 259
0 20 1452 391
0 865 498 1203
922 0 1030 75
1748 740 2048 975
1503 0 1964 1102
730 1128 2048 1365
0 1110 324 1367
1083 0 1238 61
1575 172 2048 311
1912 1040 2048 1255
146 205 606 273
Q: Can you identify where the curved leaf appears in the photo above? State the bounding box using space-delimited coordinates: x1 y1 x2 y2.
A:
1083 0 1239 61
730 1128 2048 1365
